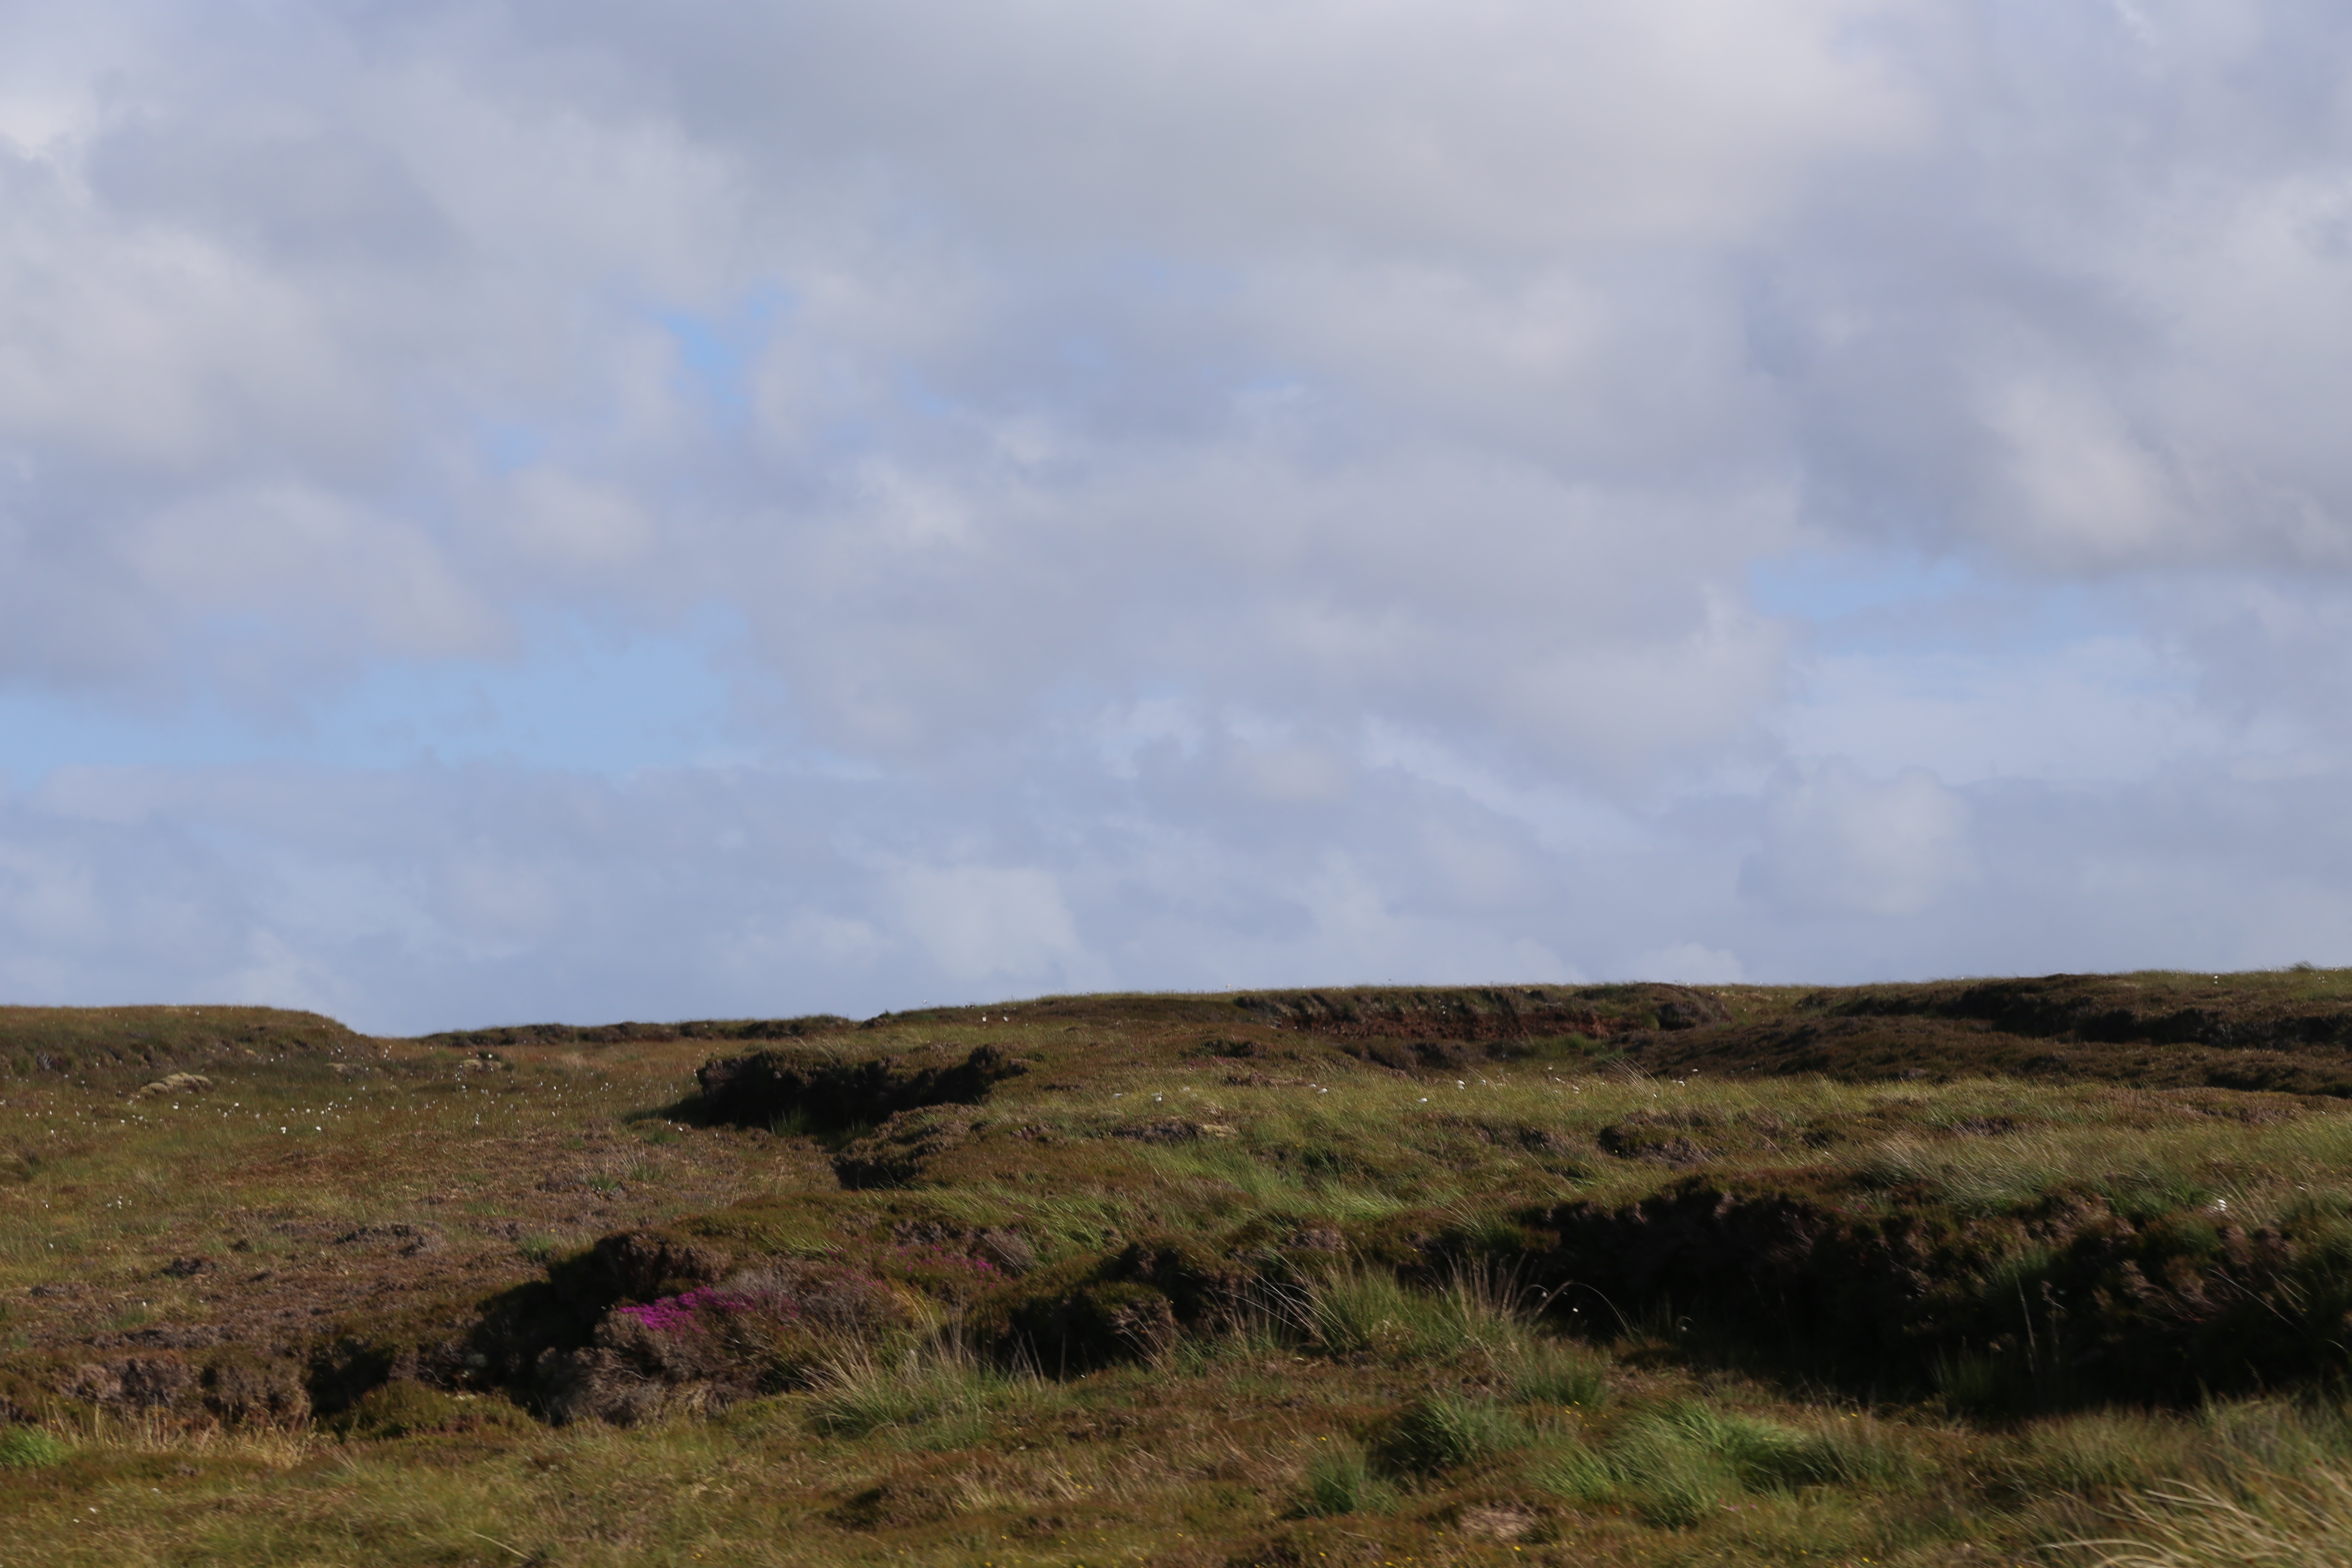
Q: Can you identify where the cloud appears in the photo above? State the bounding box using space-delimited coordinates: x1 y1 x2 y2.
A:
890 863 1095 988
1629 943 1747 986
5 750 2347 1034
1742 762 1978 919
5 2 2352 1024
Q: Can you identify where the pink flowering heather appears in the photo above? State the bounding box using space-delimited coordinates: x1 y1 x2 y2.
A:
614 1288 754 1333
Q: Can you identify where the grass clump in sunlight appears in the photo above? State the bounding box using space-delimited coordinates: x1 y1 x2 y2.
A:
0 1426 66 1467
1548 1401 1914 1528
1379 1391 1530 1475
1301 1267 1438 1360
804 1335 1042 1438
2012 1409 2209 1497
1296 1440 1400 1517
2070 1467 2352 1568
1509 1335 1610 1409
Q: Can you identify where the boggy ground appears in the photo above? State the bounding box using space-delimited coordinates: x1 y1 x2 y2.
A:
5 974 2352 1565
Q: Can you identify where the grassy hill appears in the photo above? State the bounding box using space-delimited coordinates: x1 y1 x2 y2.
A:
4 973 2352 1565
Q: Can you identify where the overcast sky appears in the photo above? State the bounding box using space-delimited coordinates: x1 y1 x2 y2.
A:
5 1 2352 1033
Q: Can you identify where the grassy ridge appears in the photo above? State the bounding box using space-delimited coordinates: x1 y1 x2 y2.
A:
2 972 2351 1564
0 1004 364 1082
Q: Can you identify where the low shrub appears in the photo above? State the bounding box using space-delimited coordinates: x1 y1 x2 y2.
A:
967 1235 1246 1373
538 1260 913 1422
1526 1175 2352 1403
202 1348 311 1427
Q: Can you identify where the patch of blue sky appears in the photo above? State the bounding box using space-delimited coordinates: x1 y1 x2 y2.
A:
654 286 792 423
1748 545 2136 658
1773 637 2217 786
1748 545 1977 620
1751 544 2234 784
0 608 769 785
889 361 961 420
475 419 552 475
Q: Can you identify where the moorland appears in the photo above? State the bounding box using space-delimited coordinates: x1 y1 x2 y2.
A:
6 971 2352 1565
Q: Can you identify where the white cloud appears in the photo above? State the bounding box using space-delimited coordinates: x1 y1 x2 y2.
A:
1629 943 1747 986
890 863 1094 986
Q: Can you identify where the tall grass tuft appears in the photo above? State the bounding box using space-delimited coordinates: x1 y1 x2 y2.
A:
1296 1442 1400 1516
2015 1411 2206 1496
804 1335 1035 1437
1586 1401 1908 1526
1528 1436 1618 1506
1380 1392 1529 1475
1297 1261 1608 1404
1512 1337 1609 1409
2069 1467 2352 1567
0 1427 66 1468
1300 1268 1436 1359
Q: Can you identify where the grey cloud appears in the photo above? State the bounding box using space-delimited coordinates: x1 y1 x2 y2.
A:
6 752 2350 1033
1763 4 2352 572
1741 761 1978 918
86 122 456 266
5 2 2352 1017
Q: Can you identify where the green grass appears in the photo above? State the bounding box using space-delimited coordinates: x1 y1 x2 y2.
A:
1380 1390 1530 1474
1510 1336 1609 1408
0 1428 66 1468
803 1336 1054 1439
1296 1440 1399 1516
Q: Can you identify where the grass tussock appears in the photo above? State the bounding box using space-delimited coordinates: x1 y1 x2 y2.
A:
1380 1390 1530 1474
2074 1467 2352 1567
0 1427 65 1467
803 1334 1050 1438
1296 1440 1400 1517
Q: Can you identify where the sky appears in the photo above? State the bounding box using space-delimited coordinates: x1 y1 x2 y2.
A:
6 1 2352 1034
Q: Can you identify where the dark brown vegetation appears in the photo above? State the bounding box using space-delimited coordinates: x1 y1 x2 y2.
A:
5 971 2352 1565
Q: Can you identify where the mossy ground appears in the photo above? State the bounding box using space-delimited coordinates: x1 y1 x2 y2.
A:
4 974 2352 1565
